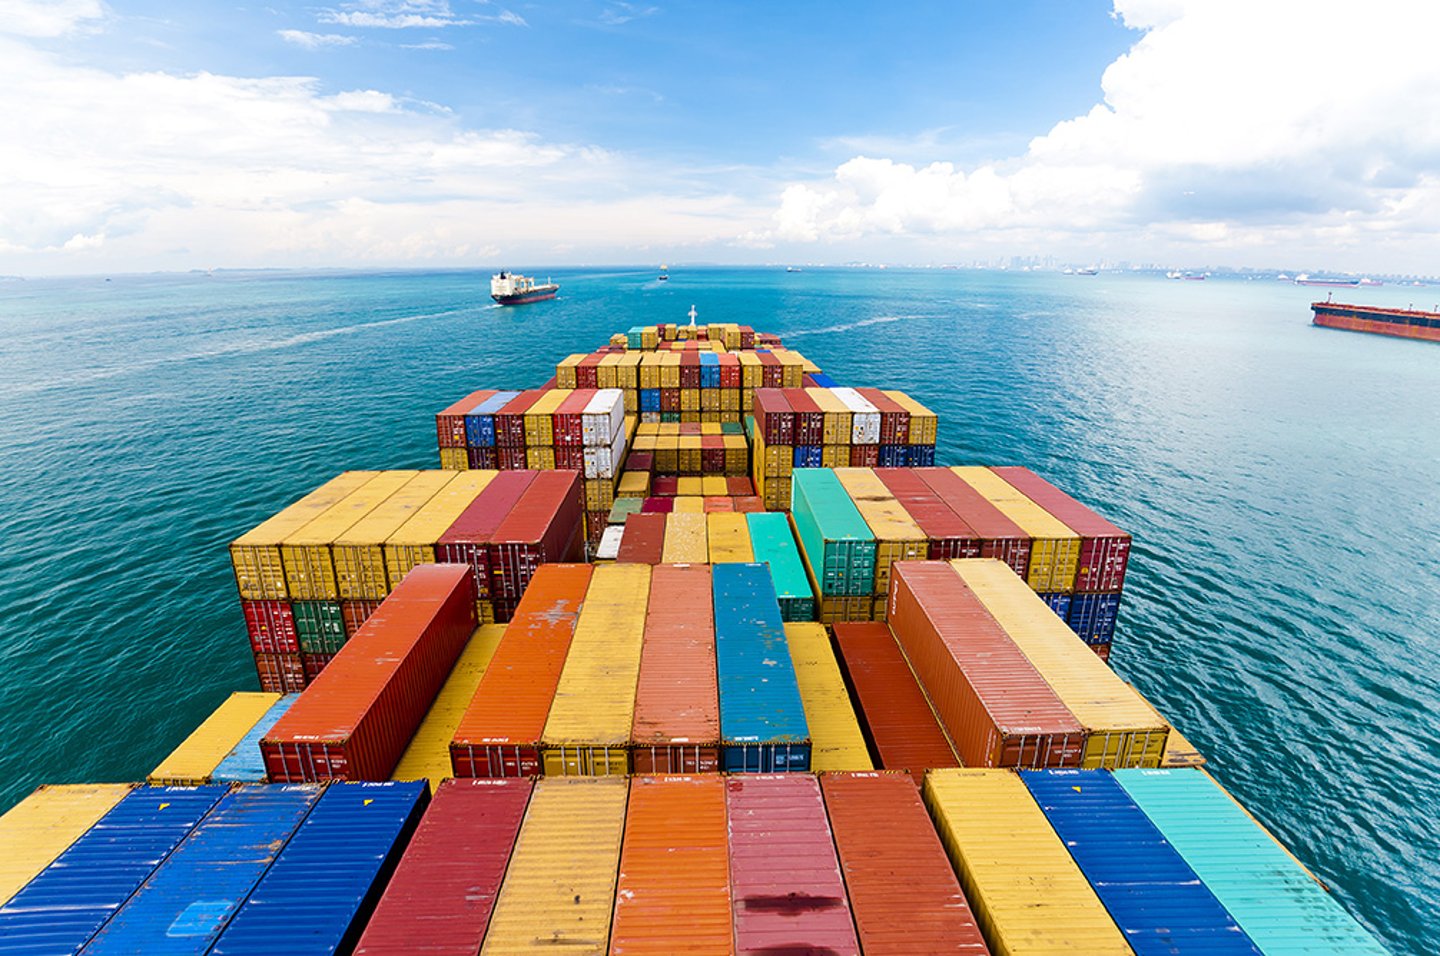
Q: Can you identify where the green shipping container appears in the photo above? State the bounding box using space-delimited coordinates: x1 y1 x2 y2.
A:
293 601 346 654
747 512 816 621
790 469 876 597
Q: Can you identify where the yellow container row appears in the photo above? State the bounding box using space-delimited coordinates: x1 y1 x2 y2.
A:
785 623 873 771
952 466 1080 593
629 433 749 475
0 784 135 907
556 349 811 391
391 625 507 789
706 513 753 562
147 692 283 785
661 513 708 562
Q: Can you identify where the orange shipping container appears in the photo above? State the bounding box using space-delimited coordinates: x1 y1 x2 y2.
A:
630 564 719 773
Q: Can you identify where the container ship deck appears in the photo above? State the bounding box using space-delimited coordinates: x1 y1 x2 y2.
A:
0 321 1388 954
1313 300 1440 343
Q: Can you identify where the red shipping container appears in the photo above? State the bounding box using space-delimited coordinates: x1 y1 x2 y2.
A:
340 600 381 639
732 496 765 513
718 352 742 388
551 388 595 446
739 326 754 349
848 444 879 467
488 470 584 620
757 352 783 388
874 469 982 559
354 778 533 956
466 445 498 469
660 388 680 412
819 773 989 954
726 477 754 496
1094 643 1112 663
641 496 674 514
436 470 537 601
262 563 478 781
832 622 958 781
991 466 1132 592
435 388 494 449
652 475 679 497
680 352 701 388
627 451 654 472
703 497 734 514
618 513 666 564
576 352 603 389
255 652 306 694
701 448 726 473
753 390 794 445
242 600 298 655
496 444 528 471
494 389 546 447
888 562 1083 768
727 775 859 955
553 443 585 470
302 652 334 682
856 388 911 445
631 565 719 773
679 422 701 436
788 389 825 446
914 468 1031 575
450 564 592 777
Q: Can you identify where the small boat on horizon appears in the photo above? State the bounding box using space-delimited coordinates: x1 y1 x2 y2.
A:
658 264 669 281
491 271 559 305
1294 273 1360 288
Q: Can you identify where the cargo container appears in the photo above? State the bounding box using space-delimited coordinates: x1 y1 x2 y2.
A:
706 511 753 562
883 391 937 444
727 774 859 955
254 651 307 695
435 470 538 604
263 564 477 781
391 624 506 788
487 470 585 618
0 785 228 952
1068 591 1122 646
745 511 815 621
953 467 1081 593
282 471 419 602
820 772 989 954
1115 768 1389 954
384 470 497 589
147 692 280 785
437 388 496 448
355 778 532 955
791 469 877 598
661 510 708 563
83 783 323 954
888 562 1084 768
992 466 1132 592
0 783 134 907
1021 770 1258 955
914 467 1030 576
874 468 982 559
210 781 427 956
714 564 811 772
231 472 379 602
241 599 299 655
212 694 299 782
1161 724 1206 767
924 769 1131 954
785 623 872 771
617 512 666 564
451 564 592 777
631 564 720 773
611 775 732 954
834 467 928 596
831 622 958 780
465 390 521 448
481 777 628 954
334 471 455 601
541 564 651 775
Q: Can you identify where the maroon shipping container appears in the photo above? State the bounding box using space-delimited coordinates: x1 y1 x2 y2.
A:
832 622 958 781
819 772 989 954
680 351 701 388
874 469 982 559
652 475 679 497
727 775 860 955
887 562 1083 769
660 388 680 412
757 352 783 388
855 388 911 445
496 444 528 470
642 496 675 514
991 466 1132 592
435 470 537 601
353 778 533 956
848 444 879 468
617 513 667 564
301 652 334 682
753 389 794 445
242 600 298 655
552 389 595 446
494 389 546 448
719 352 742 388
1094 643 1112 663
435 388 494 449
576 352 603 389
914 468 1031 575
788 388 825 446
467 446 498 470
488 470 584 620
627 451 654 472
340 600 381 639
255 652 306 694
261 564 478 781
554 443 585 470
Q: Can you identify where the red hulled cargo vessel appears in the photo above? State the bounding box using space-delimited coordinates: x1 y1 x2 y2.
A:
1312 301 1440 343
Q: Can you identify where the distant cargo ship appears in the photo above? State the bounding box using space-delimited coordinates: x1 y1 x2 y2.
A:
1294 274 1360 287
491 272 559 305
1312 301 1440 343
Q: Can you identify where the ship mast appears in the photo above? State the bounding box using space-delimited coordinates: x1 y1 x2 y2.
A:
688 305 697 327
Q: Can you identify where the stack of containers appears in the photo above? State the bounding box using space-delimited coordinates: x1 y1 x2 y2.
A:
435 470 537 624
713 563 811 772
461 390 521 468
631 565 719 773
834 467 929 619
952 466 1081 607
146 692 280 785
790 468 878 622
627 421 750 476
746 511 816 620
434 388 495 470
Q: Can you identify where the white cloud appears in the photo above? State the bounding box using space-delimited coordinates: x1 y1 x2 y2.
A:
0 0 104 37
494 10 527 27
600 3 660 27
318 1 470 29
765 0 1440 268
277 29 357 49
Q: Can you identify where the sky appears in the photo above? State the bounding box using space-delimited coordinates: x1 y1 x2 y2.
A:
2 0 1439 275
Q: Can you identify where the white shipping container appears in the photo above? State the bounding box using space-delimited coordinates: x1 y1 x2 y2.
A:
582 389 626 446
833 387 881 444
595 525 624 560
584 427 628 479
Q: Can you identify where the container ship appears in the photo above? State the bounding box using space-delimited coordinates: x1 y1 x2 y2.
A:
490 271 559 305
0 320 1388 954
1313 300 1440 343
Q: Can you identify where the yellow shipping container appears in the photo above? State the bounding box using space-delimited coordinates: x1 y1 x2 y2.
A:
383 470 496 589
949 559 1168 768
700 388 720 411
639 353 662 389
738 351 763 388
333 471 454 601
925 769 1133 955
885 390 938 445
616 351 642 389
700 476 728 496
706 513 753 562
672 496 705 514
660 353 681 389
230 471 377 601
785 623 872 771
597 353 622 389
282 470 417 601
821 445 850 469
482 777 629 955
521 389 566 446
817 594 873 624
806 387 853 445
0 784 135 907
680 388 701 412
147 692 281 785
834 468 929 596
775 350 805 387
555 354 584 389
437 447 469 470
655 436 679 473
527 446 557 471
583 476 616 512
392 625 506 789
1162 725 1206 767
662 512 708 562
636 422 660 437
721 389 741 412
617 471 650 498
542 565 650 775
679 436 703 474
952 467 1081 592
677 476 704 496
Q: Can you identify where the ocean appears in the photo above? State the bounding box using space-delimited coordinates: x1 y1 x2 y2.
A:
0 266 1435 952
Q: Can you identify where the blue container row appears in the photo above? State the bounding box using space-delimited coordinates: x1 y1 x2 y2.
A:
712 563 812 772
1036 591 1121 645
0 781 426 956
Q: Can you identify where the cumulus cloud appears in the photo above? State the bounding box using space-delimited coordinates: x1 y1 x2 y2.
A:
0 0 105 37
766 0 1440 266
277 30 358 49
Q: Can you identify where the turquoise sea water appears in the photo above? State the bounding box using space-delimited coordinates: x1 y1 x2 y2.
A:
0 267 1436 952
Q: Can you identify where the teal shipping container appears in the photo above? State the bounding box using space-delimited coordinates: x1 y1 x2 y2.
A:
746 512 816 621
790 469 876 597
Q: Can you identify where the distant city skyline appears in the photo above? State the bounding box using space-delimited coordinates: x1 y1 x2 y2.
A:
2 0 1437 275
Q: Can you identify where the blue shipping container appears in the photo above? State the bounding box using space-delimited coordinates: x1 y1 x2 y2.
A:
639 388 661 412
1037 592 1073 620
1023 770 1260 955
1068 593 1121 645
210 781 427 955
793 445 823 468
1114 769 1389 955
712 563 811 772
82 784 323 955
912 446 936 466
877 444 906 467
809 372 838 388
0 786 226 955
212 695 299 783
464 391 519 448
